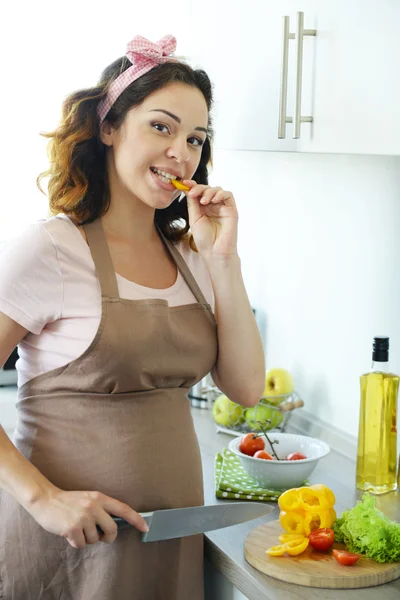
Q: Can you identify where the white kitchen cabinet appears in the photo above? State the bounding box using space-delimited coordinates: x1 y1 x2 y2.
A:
188 0 400 155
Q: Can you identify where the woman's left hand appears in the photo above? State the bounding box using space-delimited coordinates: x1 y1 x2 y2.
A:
182 179 239 258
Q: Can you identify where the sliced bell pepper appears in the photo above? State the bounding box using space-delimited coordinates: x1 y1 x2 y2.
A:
266 537 309 557
285 537 310 556
278 488 301 512
308 483 336 507
171 179 190 191
266 544 287 556
278 533 305 544
303 507 336 536
297 486 331 512
279 510 306 535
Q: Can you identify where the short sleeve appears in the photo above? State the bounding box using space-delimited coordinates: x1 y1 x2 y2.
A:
0 222 63 334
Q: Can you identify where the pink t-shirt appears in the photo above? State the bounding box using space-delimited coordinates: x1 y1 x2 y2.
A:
0 214 215 387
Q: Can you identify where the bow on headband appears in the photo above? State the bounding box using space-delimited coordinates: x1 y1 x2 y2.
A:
98 35 179 123
126 35 177 65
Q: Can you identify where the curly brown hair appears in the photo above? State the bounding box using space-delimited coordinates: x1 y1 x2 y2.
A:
36 57 214 245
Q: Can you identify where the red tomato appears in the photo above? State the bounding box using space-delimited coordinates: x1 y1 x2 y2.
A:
308 528 335 552
253 450 274 460
286 452 307 460
332 549 360 566
238 433 265 456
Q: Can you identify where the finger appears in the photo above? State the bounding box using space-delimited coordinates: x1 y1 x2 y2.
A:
200 189 224 205
198 187 222 205
186 192 204 227
209 190 233 204
66 529 86 549
183 182 209 197
101 497 149 533
95 513 118 544
83 524 101 545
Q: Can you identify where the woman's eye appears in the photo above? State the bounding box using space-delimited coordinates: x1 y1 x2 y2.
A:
152 122 204 147
189 137 205 147
152 122 169 133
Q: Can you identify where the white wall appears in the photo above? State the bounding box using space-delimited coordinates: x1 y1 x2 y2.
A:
208 150 400 437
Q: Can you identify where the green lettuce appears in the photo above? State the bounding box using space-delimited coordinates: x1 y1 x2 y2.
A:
333 493 400 563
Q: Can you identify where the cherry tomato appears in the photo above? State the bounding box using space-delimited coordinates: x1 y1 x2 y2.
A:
308 528 335 552
332 549 360 566
239 433 265 456
286 452 307 461
253 450 274 460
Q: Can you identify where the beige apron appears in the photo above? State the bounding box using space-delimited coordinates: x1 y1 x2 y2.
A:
0 218 218 600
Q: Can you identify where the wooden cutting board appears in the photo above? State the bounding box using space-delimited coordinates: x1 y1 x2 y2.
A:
244 520 400 589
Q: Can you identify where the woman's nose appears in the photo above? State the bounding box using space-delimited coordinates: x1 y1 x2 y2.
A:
166 138 190 164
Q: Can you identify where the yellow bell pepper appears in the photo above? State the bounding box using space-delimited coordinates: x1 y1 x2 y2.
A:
308 483 336 507
279 510 306 535
278 533 305 544
278 484 336 538
171 179 190 191
303 507 336 536
278 488 301 512
285 537 310 556
266 537 309 557
297 486 331 512
266 544 287 556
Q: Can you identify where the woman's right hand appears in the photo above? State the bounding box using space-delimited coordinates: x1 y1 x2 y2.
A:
27 487 149 548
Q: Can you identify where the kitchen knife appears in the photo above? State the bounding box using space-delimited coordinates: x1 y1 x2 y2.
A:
97 502 274 542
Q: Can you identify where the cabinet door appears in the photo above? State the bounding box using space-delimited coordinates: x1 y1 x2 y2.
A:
188 0 400 155
188 0 307 152
298 0 400 155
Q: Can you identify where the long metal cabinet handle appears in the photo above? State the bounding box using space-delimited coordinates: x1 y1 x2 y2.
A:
278 16 294 139
293 11 316 139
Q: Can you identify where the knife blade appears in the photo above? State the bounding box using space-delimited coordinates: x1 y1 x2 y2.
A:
97 502 274 542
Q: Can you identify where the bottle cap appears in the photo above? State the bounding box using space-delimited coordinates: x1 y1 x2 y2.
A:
372 336 389 362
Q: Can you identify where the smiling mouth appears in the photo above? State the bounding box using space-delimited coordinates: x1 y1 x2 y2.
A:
150 167 181 184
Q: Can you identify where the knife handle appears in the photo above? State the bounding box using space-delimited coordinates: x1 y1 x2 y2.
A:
96 515 131 535
96 513 153 535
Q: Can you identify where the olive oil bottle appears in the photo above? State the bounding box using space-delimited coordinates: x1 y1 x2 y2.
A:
356 337 399 494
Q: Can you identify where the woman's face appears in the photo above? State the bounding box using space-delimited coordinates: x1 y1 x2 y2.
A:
101 82 209 210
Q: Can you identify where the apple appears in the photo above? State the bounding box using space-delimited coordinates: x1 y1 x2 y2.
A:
244 403 284 431
263 368 294 405
211 394 246 427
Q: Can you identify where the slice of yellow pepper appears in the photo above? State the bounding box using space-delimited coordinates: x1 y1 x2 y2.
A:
279 510 306 535
297 486 332 512
278 488 301 512
266 544 287 556
171 179 190 191
285 537 310 556
309 483 336 507
278 533 305 544
303 507 337 536
266 537 309 557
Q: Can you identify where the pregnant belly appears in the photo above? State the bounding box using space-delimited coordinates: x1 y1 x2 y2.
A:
14 389 204 511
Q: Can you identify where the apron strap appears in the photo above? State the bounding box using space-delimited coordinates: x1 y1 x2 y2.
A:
83 219 120 298
158 228 215 311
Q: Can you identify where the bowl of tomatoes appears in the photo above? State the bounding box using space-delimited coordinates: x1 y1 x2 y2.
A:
228 432 330 490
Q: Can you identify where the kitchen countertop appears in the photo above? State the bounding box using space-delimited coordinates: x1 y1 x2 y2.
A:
191 407 400 600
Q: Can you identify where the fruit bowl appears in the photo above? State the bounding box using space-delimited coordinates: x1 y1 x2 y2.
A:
212 391 304 435
228 433 330 490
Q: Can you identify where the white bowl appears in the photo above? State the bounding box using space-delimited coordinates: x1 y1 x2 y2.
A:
228 432 330 490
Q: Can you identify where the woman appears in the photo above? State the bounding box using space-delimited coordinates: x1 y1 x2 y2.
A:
0 35 265 599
